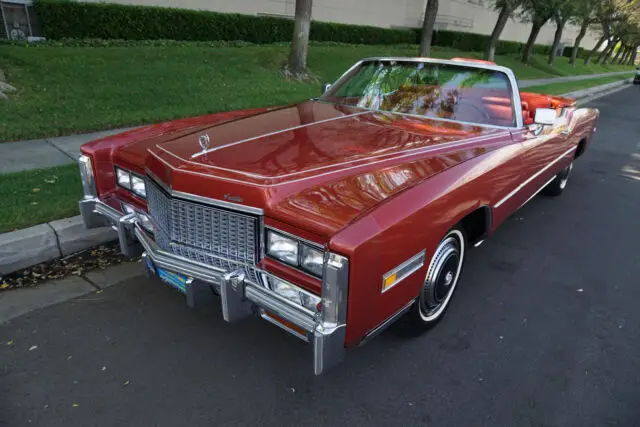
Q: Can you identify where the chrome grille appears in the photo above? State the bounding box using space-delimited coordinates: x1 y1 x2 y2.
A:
146 179 260 284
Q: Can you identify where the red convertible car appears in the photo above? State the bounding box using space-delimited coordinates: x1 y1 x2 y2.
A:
78 57 599 374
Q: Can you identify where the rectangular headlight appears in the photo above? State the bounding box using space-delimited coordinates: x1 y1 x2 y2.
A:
136 211 154 233
267 230 298 266
78 154 96 197
267 276 321 313
300 244 324 277
131 175 147 198
116 167 131 189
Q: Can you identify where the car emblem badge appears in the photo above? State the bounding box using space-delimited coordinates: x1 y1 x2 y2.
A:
198 133 210 152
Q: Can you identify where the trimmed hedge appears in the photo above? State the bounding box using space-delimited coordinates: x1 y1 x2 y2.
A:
562 45 587 59
35 0 556 54
431 30 553 56
35 0 416 44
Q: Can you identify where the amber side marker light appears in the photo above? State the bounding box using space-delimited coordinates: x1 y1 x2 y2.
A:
383 273 397 291
263 311 308 339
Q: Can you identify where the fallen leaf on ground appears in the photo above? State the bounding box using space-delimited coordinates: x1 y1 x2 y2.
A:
28 345 38 351
0 242 136 291
30 201 38 206
44 175 58 184
72 403 79 408
32 188 40 192
6 340 13 346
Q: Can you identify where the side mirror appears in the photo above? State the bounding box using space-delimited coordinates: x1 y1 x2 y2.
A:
322 83 332 95
534 108 557 126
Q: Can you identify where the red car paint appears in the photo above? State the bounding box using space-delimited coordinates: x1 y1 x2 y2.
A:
81 88 598 346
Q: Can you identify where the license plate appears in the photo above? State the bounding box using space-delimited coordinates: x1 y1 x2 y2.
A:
156 267 189 293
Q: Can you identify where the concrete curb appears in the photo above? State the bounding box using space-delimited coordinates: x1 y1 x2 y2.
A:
0 216 116 275
0 77 633 277
563 78 632 101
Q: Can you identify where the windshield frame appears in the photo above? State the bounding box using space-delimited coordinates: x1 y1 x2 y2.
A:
321 57 524 129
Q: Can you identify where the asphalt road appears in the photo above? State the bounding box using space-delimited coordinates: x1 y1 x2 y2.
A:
2 87 640 427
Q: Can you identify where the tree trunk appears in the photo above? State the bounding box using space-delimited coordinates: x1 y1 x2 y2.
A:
621 47 633 65
628 46 638 66
287 0 313 79
619 47 631 64
612 44 625 63
548 19 566 65
597 37 616 64
484 5 511 61
617 47 627 65
602 39 620 64
570 21 588 66
584 34 607 64
522 21 544 64
420 0 439 57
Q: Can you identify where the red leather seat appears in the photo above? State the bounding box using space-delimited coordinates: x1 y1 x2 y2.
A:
480 96 514 126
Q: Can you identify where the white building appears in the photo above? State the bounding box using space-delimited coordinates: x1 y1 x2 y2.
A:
1 0 602 50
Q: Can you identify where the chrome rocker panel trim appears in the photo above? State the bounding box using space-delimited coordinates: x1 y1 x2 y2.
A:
79 197 346 375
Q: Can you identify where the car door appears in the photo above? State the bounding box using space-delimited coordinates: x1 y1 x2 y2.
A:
509 109 575 207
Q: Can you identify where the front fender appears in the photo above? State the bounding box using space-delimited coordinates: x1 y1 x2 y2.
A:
330 149 506 345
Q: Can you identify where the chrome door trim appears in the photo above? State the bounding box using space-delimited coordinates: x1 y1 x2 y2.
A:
494 145 576 208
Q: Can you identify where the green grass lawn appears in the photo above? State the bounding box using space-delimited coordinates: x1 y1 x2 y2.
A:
0 164 82 233
0 42 633 142
524 74 632 95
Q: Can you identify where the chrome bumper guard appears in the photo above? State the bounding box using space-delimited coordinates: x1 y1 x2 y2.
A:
79 197 347 375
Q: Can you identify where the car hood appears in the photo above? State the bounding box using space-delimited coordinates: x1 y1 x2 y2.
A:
120 101 512 237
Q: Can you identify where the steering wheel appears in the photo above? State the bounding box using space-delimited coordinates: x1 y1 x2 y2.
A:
454 99 491 124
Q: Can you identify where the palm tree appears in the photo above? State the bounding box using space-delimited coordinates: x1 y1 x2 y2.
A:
484 0 523 61
287 0 313 80
420 0 439 57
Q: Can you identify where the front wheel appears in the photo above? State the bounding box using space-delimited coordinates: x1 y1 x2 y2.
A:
404 227 466 333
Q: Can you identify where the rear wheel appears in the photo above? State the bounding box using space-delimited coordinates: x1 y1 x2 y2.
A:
542 161 573 197
404 227 466 333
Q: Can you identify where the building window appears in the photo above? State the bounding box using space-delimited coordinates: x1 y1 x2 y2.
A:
1 0 40 40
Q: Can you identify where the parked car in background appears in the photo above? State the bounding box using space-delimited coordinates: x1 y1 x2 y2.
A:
634 66 640 84
78 57 599 375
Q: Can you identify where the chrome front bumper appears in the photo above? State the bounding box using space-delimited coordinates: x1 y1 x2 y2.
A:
79 197 346 375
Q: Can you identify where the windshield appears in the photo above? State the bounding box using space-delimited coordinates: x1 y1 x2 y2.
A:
322 60 516 127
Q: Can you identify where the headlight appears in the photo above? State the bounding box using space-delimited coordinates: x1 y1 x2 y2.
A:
121 202 154 233
300 244 324 276
267 276 321 313
121 203 136 215
267 231 298 266
136 211 154 233
78 154 96 197
131 175 147 198
116 167 131 189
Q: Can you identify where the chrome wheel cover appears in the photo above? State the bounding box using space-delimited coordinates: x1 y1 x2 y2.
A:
419 230 465 322
559 162 573 190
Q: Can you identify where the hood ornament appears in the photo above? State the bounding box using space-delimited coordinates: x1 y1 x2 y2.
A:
198 133 210 152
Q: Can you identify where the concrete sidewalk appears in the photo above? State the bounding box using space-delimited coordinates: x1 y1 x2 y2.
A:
0 71 633 175
0 127 137 174
517 70 632 88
